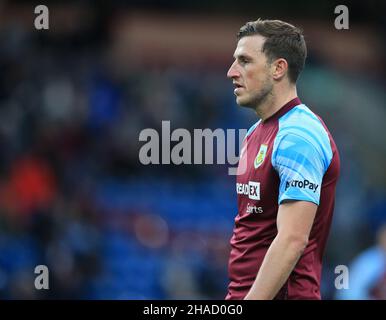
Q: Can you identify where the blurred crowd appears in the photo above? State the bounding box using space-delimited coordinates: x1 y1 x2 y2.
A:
0 2 385 299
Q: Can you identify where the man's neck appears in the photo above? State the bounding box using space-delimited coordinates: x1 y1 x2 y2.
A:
256 86 298 121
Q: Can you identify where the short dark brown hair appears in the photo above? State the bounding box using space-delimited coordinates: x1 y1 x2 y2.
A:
237 19 307 83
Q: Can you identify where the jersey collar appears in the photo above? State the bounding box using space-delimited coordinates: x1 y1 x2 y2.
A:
262 97 302 124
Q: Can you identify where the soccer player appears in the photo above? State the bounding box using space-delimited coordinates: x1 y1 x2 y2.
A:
226 19 340 300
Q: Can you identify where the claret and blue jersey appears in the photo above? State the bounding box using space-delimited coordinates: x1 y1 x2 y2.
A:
227 98 340 300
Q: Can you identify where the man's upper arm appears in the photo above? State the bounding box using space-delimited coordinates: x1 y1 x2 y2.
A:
277 201 317 241
272 129 331 238
272 131 332 206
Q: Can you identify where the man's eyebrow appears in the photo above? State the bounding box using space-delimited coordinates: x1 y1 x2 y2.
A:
233 53 252 60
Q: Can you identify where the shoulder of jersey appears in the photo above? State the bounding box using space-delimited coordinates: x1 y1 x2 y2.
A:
245 119 261 139
275 104 333 162
277 104 328 140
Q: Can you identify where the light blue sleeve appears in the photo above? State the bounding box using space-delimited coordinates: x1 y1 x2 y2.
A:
272 132 331 205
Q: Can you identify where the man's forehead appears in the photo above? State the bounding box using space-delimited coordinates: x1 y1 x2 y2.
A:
234 35 265 57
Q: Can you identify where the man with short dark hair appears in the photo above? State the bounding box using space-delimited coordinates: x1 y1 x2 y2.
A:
226 19 340 300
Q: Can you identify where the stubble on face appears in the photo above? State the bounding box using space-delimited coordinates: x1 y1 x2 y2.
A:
237 72 273 111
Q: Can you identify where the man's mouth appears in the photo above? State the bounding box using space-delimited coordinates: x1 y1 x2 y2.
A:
233 83 244 95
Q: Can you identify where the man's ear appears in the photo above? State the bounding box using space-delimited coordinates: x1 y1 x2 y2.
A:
272 58 288 80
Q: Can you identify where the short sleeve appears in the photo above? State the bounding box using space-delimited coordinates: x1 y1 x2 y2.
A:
272 133 331 205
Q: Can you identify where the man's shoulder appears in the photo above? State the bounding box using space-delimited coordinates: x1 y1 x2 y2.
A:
244 119 261 139
279 104 326 133
276 104 331 146
272 104 334 167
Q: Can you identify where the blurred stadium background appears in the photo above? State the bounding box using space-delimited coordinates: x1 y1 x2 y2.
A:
0 0 385 299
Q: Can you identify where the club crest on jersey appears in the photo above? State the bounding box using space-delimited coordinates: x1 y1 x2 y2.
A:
254 144 268 169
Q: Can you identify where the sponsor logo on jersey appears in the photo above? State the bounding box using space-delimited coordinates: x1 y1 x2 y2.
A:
236 181 260 200
254 144 268 169
285 179 319 193
246 203 263 214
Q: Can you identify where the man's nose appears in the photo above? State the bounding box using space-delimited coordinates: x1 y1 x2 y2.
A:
227 61 239 79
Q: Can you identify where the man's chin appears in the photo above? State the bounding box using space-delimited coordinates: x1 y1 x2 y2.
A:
236 97 253 108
